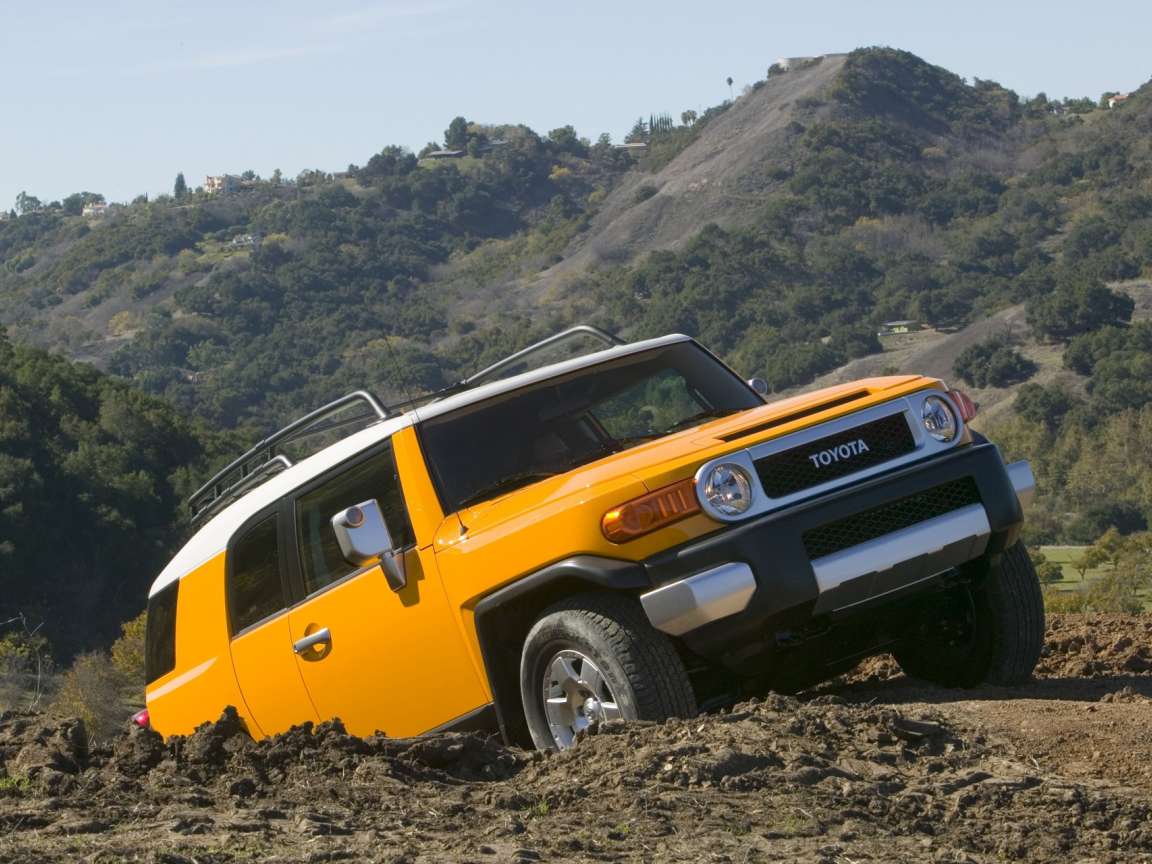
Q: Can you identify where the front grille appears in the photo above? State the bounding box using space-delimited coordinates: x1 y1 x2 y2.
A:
801 476 981 561
753 412 916 499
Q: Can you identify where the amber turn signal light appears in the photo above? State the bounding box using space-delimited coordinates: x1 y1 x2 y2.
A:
602 478 700 543
947 390 977 422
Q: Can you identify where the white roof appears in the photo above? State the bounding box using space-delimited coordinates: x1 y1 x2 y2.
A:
148 333 694 596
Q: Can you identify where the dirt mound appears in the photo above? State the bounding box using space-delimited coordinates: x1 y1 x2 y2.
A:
5 615 1152 862
838 613 1152 687
1038 613 1152 677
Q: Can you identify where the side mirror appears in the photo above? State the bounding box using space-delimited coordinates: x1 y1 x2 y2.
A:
748 377 769 396
331 499 407 592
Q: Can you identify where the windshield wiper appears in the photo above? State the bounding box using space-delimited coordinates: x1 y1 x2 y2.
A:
664 408 743 433
459 471 558 508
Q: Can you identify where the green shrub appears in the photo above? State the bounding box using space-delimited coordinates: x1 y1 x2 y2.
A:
50 652 128 741
952 338 1035 388
634 185 657 203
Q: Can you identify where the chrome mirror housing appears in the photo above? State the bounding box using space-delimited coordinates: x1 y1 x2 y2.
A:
748 377 769 396
331 499 406 592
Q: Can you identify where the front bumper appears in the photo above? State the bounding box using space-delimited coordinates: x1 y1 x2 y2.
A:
639 444 1031 667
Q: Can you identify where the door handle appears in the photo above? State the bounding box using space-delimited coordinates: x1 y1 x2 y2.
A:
293 627 331 655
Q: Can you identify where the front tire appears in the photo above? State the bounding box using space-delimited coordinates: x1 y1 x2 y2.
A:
520 593 696 751
893 542 1045 687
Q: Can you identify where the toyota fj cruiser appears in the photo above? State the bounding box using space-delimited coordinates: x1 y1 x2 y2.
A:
143 326 1041 750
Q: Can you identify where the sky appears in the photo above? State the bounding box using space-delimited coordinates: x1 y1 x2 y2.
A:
2 0 1150 209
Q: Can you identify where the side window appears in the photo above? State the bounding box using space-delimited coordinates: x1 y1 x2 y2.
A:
296 446 414 596
229 515 286 634
145 580 179 684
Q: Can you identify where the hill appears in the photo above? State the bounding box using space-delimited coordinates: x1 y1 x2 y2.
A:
4 46 1152 656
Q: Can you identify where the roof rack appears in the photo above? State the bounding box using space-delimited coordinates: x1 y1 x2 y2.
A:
409 325 626 410
188 390 390 528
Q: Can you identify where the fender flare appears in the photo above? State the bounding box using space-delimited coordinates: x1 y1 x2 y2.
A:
472 555 650 746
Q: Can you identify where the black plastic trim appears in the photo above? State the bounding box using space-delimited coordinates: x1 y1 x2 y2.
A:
424 702 500 736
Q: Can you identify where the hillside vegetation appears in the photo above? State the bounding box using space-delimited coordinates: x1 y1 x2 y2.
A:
0 328 243 660
4 47 1152 657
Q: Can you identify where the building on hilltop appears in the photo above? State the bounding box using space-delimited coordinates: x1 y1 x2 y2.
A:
1108 93 1130 109
776 56 823 71
229 233 263 250
878 320 922 335
418 149 466 162
613 142 647 152
205 174 242 195
82 203 114 216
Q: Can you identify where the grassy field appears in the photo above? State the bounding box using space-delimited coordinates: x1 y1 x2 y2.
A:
1039 545 1152 611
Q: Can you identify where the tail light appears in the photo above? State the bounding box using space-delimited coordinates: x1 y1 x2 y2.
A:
132 709 150 728
947 390 976 423
602 478 700 543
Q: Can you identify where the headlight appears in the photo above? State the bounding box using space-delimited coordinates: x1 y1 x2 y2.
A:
703 463 754 516
922 395 957 442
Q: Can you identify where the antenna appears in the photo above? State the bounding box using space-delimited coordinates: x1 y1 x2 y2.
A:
382 332 419 420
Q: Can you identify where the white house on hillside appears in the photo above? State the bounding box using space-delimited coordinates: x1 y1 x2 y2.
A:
205 174 242 194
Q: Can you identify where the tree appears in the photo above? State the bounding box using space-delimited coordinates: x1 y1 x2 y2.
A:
1026 281 1134 341
547 125 587 157
681 110 697 126
173 172 187 199
241 169 256 181
952 338 1035 388
727 77 734 99
445 116 469 150
14 191 41 215
270 168 282 186
1030 548 1064 585
625 117 647 144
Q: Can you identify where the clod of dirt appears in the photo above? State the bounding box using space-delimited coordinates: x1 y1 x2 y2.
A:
108 721 166 777
0 710 86 793
1099 685 1151 703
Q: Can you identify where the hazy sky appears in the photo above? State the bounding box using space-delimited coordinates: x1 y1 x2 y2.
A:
3 0 1149 208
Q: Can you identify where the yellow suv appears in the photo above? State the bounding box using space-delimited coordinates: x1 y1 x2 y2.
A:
143 327 1041 750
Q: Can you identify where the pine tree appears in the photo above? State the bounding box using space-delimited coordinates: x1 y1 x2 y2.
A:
174 172 187 199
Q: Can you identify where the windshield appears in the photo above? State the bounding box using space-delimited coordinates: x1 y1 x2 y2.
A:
418 341 763 513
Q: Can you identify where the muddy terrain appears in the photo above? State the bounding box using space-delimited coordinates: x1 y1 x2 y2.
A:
3 614 1152 863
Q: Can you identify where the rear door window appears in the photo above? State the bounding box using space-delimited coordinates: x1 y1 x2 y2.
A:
145 580 179 685
229 515 286 634
295 446 414 597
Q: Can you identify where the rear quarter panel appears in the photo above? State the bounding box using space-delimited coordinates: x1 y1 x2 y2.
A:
145 552 260 738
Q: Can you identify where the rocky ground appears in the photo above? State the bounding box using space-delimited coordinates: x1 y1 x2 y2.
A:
3 614 1152 864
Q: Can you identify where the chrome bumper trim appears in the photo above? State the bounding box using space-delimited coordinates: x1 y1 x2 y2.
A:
1007 460 1035 509
811 503 991 615
641 562 756 636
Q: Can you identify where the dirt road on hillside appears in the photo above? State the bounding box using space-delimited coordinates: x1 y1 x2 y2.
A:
3 614 1152 863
